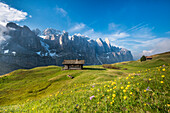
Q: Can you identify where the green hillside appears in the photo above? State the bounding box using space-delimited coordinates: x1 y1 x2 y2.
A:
0 52 170 112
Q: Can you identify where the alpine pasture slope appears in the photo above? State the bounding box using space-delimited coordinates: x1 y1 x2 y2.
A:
0 52 170 112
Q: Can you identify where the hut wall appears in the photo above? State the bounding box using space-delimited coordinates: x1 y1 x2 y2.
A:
69 64 81 70
63 64 69 70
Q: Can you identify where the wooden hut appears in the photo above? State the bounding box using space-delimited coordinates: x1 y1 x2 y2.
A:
146 56 152 60
62 59 85 70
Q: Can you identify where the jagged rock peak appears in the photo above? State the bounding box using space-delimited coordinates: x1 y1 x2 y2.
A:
96 38 104 47
62 30 68 35
120 48 128 52
6 22 20 29
105 38 111 48
32 28 41 36
59 31 69 46
43 28 61 36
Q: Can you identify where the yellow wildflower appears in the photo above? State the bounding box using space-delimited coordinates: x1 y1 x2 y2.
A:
149 78 151 81
128 74 131 76
160 81 164 83
123 96 127 100
144 90 146 92
144 103 146 106
130 92 132 95
137 83 139 85
97 102 99 104
125 87 128 90
161 75 165 78
32 108 34 110
127 85 130 87
107 96 110 99
97 89 100 92
112 94 116 97
121 86 124 89
128 82 130 84
110 102 113 105
123 90 126 92
167 104 170 107
113 86 117 89
126 77 129 79
162 68 165 71
131 76 134 79
112 82 116 85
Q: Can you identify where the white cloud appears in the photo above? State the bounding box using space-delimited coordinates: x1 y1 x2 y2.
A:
56 7 67 17
152 38 170 53
0 2 28 26
120 37 170 60
0 25 11 43
166 31 170 34
108 22 117 30
83 29 130 43
125 22 144 32
68 23 86 33
131 26 155 39
111 32 130 38
142 50 154 56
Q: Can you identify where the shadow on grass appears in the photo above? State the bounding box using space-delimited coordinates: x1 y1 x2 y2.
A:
83 68 106 70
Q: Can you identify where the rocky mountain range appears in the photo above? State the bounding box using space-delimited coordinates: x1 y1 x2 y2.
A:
0 22 133 75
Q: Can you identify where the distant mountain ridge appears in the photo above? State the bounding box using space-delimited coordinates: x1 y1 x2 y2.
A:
0 22 133 75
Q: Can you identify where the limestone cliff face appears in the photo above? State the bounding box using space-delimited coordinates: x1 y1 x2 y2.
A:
6 22 42 52
0 22 133 75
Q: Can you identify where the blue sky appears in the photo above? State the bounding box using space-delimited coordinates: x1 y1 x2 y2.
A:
0 0 170 59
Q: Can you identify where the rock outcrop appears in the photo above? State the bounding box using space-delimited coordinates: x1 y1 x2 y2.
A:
0 22 133 75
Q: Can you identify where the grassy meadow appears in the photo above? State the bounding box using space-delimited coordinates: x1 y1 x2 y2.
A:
0 52 170 112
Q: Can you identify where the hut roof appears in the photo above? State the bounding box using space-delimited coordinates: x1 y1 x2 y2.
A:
62 60 85 65
146 56 152 59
